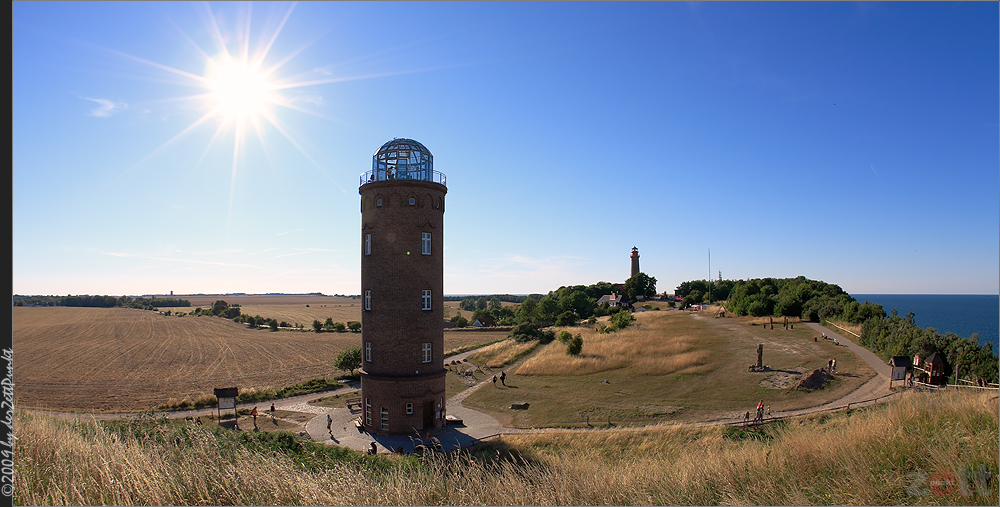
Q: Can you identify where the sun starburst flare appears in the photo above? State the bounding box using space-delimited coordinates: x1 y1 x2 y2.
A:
206 56 276 122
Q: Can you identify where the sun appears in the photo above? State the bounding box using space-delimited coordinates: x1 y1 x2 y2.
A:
206 56 275 123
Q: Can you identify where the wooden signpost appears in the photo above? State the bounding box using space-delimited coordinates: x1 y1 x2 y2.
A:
214 387 239 421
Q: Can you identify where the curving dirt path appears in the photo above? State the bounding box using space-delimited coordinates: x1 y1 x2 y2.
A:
23 321 904 452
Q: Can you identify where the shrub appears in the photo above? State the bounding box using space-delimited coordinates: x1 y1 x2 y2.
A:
566 334 583 355
555 311 577 327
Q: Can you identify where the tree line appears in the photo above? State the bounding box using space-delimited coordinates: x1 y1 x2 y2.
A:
13 294 191 309
673 276 998 384
450 273 655 329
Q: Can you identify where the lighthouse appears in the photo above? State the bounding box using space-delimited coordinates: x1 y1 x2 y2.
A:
630 246 640 278
358 138 447 434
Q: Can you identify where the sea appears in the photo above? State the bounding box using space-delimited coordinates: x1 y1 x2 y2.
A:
852 294 999 352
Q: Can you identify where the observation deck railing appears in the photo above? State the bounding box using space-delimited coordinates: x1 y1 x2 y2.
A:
360 169 447 187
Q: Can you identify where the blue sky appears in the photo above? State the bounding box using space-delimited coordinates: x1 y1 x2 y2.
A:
13 1 999 297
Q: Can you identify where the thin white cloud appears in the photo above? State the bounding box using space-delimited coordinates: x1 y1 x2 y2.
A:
266 247 335 259
103 252 262 269
79 96 127 117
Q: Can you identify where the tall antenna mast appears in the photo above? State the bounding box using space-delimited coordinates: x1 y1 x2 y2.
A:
708 248 712 305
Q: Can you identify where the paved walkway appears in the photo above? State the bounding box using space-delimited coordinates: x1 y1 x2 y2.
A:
304 349 506 454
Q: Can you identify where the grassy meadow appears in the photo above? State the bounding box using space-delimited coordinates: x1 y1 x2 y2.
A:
14 389 997 505
462 309 875 427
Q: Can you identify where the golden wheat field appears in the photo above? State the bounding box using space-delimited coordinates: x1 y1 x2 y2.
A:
12 303 503 413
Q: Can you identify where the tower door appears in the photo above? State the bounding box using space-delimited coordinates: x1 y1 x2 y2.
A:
423 400 434 428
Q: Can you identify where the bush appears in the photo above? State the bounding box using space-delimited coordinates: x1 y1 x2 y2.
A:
555 311 577 327
509 323 555 343
566 335 583 355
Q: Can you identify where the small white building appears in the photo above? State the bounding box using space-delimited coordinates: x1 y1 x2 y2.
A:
597 292 627 307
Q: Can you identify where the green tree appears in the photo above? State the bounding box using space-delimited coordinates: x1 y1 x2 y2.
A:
536 295 560 323
685 290 704 306
348 321 362 332
335 346 363 375
268 319 279 331
623 272 657 301
515 297 538 323
488 297 502 312
211 300 231 316
312 320 323 333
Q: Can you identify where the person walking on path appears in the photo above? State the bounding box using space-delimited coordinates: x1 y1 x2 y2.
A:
492 375 498 387
500 371 507 386
251 406 259 429
327 414 333 434
270 402 276 419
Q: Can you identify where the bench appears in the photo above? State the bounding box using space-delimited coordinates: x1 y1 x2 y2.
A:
346 397 362 410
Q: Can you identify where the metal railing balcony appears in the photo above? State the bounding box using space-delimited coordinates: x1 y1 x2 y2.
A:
360 169 447 187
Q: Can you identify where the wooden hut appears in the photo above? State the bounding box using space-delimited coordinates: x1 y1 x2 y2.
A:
916 352 948 385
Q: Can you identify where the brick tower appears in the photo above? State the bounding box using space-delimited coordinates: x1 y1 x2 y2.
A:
358 138 447 435
630 246 640 278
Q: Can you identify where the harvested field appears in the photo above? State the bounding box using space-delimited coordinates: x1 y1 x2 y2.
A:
13 303 505 413
13 307 356 412
182 294 362 328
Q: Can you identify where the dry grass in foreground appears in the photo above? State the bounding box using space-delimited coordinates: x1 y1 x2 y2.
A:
15 390 997 505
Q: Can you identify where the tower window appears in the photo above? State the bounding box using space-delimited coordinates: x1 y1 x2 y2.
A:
422 343 432 363
408 197 416 206
380 407 389 431
365 399 371 426
365 234 371 255
422 290 432 311
421 233 431 255
406 403 413 415
365 342 372 362
377 199 383 207
365 290 371 311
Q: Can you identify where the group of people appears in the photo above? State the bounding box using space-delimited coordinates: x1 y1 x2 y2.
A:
249 403 278 430
744 400 770 425
492 370 507 387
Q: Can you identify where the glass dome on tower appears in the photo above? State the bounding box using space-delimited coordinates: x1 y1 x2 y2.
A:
360 138 446 186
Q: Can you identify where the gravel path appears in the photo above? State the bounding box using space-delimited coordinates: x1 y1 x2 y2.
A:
24 321 906 451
